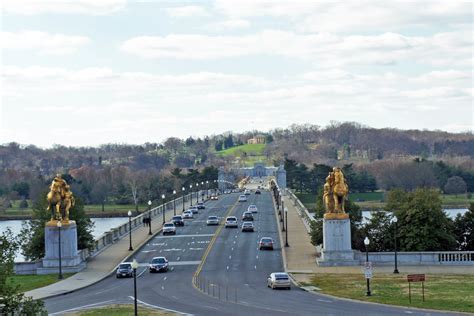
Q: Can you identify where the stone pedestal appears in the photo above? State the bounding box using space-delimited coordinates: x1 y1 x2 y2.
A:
38 221 85 274
317 218 359 266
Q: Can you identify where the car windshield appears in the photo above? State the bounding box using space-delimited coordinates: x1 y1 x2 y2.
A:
243 222 252 226
227 217 236 221
152 258 166 264
208 216 217 220
249 205 256 208
172 216 181 220
261 238 272 243
164 223 174 227
119 264 131 269
275 274 289 280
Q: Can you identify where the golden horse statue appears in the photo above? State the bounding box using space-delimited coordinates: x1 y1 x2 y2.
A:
47 175 75 224
322 167 349 219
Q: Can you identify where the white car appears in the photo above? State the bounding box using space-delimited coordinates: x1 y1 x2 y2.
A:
183 210 193 219
188 207 198 214
162 222 176 235
238 195 247 202
247 205 258 213
267 272 291 290
225 216 238 228
206 215 219 225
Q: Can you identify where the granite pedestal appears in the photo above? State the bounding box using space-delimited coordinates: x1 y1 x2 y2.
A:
317 218 359 266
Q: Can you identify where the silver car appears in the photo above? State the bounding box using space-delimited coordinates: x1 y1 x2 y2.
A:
267 272 291 290
225 216 238 228
206 215 219 225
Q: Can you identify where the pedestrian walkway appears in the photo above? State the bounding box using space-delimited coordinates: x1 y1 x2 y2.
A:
25 199 195 300
274 193 474 286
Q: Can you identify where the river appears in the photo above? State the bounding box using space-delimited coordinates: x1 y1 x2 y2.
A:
361 208 468 223
0 217 128 262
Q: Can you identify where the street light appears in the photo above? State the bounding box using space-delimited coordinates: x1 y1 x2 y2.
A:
281 196 285 231
128 210 133 251
147 200 152 236
201 182 205 202
131 259 139 316
173 190 177 216
161 194 166 224
364 236 371 296
392 215 399 274
182 187 186 211
284 207 289 247
56 220 63 279
206 180 209 199
196 183 199 204
189 184 193 206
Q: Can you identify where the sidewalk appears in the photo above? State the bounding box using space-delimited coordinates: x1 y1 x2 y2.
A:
274 194 474 285
25 198 195 300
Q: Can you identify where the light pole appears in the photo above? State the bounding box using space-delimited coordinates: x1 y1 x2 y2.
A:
392 215 399 274
131 259 139 316
173 190 177 216
201 181 204 202
128 210 133 251
57 220 63 279
196 183 199 204
182 187 186 211
189 184 193 206
364 236 371 296
161 194 166 225
285 207 289 247
281 196 285 231
148 200 152 236
206 180 209 199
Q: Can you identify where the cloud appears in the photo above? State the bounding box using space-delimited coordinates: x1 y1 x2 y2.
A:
1 31 90 55
165 5 209 17
2 0 127 15
215 19 251 30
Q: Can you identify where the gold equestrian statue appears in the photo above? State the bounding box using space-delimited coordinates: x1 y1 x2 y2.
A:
47 174 75 224
323 167 349 220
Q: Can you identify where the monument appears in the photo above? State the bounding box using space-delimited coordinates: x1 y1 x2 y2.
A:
317 167 358 266
38 175 84 274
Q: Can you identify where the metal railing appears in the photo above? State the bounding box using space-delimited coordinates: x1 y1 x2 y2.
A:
194 275 239 303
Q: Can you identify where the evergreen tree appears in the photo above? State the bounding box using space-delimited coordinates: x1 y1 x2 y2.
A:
453 203 474 250
362 211 394 251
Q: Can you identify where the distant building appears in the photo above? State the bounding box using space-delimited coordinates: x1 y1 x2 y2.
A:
247 135 266 144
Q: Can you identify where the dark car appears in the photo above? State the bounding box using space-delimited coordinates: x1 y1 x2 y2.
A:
242 211 254 221
255 189 261 194
116 262 133 278
149 257 169 273
172 215 184 226
197 202 206 210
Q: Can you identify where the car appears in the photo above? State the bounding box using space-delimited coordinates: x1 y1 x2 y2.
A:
267 272 291 290
225 216 238 228
244 189 251 195
247 205 258 213
210 194 219 200
242 211 254 221
255 189 261 194
116 262 133 278
232 189 239 193
238 195 247 202
259 237 274 250
197 202 206 209
183 210 193 219
188 206 199 214
149 256 169 273
241 221 254 232
206 215 219 225
171 215 184 226
162 222 176 235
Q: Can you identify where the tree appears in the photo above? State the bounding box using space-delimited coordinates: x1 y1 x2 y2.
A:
362 211 394 251
453 203 474 250
385 188 456 251
444 176 467 196
214 140 223 152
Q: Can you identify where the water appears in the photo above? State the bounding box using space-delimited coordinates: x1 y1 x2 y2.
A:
0 217 129 262
361 208 468 224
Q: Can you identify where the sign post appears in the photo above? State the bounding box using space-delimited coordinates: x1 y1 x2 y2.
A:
407 274 425 303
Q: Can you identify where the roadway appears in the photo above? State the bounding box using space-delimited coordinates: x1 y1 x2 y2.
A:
44 190 457 315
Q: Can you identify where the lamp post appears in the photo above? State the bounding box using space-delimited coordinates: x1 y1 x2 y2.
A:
57 221 63 279
148 200 152 235
182 187 186 211
131 259 139 316
189 184 193 206
281 197 285 232
364 237 371 296
206 180 209 199
392 215 399 274
173 190 177 216
128 210 133 251
285 207 289 247
161 194 166 224
196 183 199 204
201 181 205 202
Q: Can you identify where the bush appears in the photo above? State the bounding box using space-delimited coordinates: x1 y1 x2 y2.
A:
19 199 29 209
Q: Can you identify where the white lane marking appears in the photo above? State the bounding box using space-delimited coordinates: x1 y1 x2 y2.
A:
229 255 232 259
49 300 115 315
226 266 229 270
137 268 147 277
317 299 332 303
197 240 209 244
256 255 258 259
404 312 414 314
182 249 186 252
141 250 157 253
170 267 175 271
163 248 182 252
130 297 192 316
189 247 204 251
161 286 165 290
155 234 214 238
164 276 167 281
177 256 181 261
233 241 236 244
254 265 257 270
152 243 166 246
231 247 234 251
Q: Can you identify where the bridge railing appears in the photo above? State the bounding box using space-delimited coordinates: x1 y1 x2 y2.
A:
285 189 315 233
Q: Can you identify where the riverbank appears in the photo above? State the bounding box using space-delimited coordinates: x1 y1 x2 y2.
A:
0 212 134 221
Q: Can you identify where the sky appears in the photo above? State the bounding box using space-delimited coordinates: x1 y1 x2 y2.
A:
0 0 473 148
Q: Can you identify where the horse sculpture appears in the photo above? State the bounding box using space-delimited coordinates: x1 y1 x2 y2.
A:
47 175 75 222
332 167 348 213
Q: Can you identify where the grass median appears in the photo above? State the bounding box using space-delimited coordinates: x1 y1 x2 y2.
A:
301 273 474 313
66 304 176 315
9 273 74 293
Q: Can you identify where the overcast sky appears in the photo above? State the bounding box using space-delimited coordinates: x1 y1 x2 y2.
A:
1 0 473 148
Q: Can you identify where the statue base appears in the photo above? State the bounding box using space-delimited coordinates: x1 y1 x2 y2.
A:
317 218 359 266
42 221 83 271
323 213 349 220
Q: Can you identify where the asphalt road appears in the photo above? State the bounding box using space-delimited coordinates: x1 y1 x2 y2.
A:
44 191 458 316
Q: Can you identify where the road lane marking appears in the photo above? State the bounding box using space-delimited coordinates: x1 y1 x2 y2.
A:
164 276 167 281
155 234 214 238
138 261 201 267
141 250 157 253
163 248 182 252
229 255 232 259
189 247 204 250
130 297 192 316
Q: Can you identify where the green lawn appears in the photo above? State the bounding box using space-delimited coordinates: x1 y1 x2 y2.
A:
67 304 176 315
303 273 474 313
216 143 266 157
9 273 74 293
349 192 384 202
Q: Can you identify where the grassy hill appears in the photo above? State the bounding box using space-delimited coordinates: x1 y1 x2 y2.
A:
216 144 269 166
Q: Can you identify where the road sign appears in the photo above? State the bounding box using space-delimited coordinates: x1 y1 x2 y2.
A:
363 261 373 279
407 274 426 303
